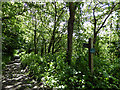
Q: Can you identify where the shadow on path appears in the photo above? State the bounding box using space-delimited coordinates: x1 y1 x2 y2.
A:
2 56 41 90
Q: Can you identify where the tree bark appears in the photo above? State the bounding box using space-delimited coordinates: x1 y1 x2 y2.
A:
41 40 44 56
45 42 46 55
48 3 64 54
48 2 57 54
93 2 119 44
34 14 37 54
66 2 76 65
52 2 57 54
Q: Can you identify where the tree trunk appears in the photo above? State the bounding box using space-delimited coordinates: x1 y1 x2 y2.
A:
48 2 57 54
45 42 46 55
66 2 76 65
52 2 57 54
41 40 44 56
34 14 37 54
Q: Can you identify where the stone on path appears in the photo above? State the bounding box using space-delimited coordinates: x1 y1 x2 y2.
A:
2 55 41 90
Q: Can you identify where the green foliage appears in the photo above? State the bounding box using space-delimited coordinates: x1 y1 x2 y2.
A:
2 55 12 64
2 2 25 62
2 1 120 89
20 50 120 89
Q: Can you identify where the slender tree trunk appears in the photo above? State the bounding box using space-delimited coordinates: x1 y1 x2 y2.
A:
48 38 52 53
34 14 37 54
93 2 119 45
45 42 46 55
48 2 57 54
41 40 44 56
52 4 57 54
66 2 76 65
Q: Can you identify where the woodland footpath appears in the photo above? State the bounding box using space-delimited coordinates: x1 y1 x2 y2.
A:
2 1 120 89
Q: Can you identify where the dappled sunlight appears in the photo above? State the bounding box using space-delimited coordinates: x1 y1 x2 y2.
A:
2 1 120 89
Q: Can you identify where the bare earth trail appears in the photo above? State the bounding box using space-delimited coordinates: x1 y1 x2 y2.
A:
2 57 42 90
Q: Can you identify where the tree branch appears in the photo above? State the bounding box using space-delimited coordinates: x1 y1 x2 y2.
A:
96 2 120 34
93 6 97 35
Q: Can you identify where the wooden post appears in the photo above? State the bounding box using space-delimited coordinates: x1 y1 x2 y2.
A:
89 38 94 74
91 38 94 74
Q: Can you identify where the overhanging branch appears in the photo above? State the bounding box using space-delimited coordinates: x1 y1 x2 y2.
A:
96 2 120 34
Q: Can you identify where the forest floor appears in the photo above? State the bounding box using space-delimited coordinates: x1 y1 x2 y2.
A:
2 56 43 90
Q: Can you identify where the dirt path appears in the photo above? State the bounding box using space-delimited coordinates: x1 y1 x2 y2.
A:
2 57 41 90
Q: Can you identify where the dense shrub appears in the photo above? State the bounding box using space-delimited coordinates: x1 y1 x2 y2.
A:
20 51 120 89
